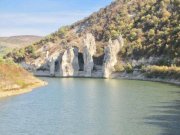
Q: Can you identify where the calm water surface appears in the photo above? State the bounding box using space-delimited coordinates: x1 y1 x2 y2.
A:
0 78 180 135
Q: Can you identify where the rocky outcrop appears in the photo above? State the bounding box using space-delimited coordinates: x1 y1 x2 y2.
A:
47 51 60 76
60 47 79 76
31 33 124 78
83 33 96 77
50 58 55 76
117 35 124 48
103 35 124 78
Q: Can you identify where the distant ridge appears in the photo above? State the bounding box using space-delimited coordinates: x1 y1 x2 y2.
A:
0 35 42 48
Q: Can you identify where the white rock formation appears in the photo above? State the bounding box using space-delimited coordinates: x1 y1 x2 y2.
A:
46 51 60 75
50 57 55 76
103 35 124 78
46 51 49 59
118 34 124 47
60 47 79 76
83 33 96 77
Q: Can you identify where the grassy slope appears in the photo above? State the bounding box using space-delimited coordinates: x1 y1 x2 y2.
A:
0 59 43 93
0 36 44 96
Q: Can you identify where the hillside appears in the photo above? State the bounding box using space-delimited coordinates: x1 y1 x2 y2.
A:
6 0 180 80
0 35 42 57
0 58 45 97
0 35 42 48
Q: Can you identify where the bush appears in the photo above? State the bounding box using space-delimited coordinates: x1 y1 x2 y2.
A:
129 31 137 41
142 65 180 79
148 29 155 37
57 26 69 38
114 62 125 72
124 63 133 73
26 45 35 54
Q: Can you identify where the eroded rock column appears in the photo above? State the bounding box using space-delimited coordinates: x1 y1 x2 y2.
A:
83 33 96 77
60 47 79 76
103 35 124 78
50 58 55 76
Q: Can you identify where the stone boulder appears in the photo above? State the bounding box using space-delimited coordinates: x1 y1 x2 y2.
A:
83 33 96 77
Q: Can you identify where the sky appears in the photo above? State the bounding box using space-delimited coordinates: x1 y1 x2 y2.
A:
0 0 112 37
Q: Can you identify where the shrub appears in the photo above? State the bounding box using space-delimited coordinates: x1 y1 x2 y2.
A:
26 45 35 54
124 63 133 73
57 26 69 38
142 65 180 79
129 31 137 41
148 29 155 37
114 62 125 72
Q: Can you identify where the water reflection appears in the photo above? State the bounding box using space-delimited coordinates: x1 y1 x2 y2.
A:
0 78 179 135
145 91 180 135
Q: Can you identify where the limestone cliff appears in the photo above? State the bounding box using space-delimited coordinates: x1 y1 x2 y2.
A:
60 47 79 76
18 33 125 78
83 33 96 77
103 35 124 78
50 58 55 76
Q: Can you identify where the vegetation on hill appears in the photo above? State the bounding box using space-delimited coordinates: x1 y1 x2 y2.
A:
0 57 43 93
142 65 180 80
0 35 42 60
6 0 180 80
10 0 179 64
0 35 42 48
0 36 44 97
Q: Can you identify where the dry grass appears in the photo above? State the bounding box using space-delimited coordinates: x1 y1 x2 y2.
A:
0 59 41 91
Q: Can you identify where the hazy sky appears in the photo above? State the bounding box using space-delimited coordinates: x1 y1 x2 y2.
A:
0 0 112 37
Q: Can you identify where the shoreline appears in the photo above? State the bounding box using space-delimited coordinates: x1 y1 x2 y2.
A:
112 76 180 86
1 72 179 98
34 72 180 86
0 81 47 98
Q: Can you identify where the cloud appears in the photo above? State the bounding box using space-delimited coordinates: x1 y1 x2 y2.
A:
0 12 91 24
0 12 91 36
0 28 45 37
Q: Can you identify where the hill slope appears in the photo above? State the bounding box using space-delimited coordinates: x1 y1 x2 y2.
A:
9 0 180 65
0 35 42 57
0 58 44 97
0 35 42 48
7 0 180 80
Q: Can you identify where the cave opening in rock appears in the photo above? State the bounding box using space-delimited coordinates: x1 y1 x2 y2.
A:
93 54 104 66
78 53 84 71
55 60 59 72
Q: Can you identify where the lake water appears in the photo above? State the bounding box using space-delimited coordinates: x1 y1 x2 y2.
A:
0 78 180 135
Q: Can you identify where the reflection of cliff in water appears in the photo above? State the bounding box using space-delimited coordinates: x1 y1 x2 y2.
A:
144 92 180 135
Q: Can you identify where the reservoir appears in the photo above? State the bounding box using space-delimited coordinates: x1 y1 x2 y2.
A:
0 78 180 135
